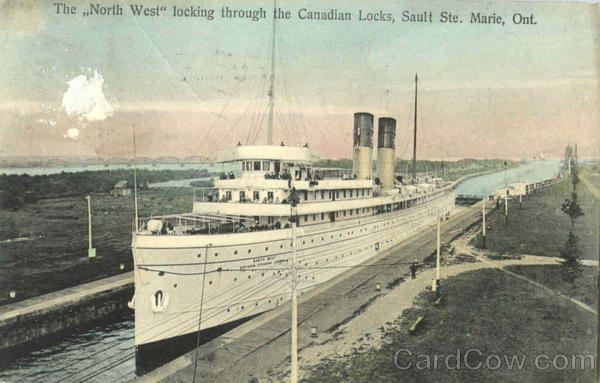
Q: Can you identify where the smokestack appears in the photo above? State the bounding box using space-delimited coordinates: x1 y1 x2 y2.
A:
377 117 396 188
352 113 374 180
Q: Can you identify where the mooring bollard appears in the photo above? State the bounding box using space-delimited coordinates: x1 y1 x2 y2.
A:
9 290 16 298
311 326 318 338
375 282 381 291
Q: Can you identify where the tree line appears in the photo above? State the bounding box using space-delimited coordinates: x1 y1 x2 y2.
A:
0 168 210 210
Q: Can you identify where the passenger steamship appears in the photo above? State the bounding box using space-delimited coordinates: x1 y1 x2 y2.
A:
131 111 457 368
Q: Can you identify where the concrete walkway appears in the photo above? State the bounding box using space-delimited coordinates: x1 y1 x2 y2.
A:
0 272 132 323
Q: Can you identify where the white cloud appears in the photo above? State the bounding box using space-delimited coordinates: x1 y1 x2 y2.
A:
62 71 114 121
64 128 80 139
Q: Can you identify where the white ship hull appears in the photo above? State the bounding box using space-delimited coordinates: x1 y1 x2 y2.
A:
131 190 455 353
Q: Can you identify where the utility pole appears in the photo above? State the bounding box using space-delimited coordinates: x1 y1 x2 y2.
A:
85 195 96 258
289 193 299 383
482 196 486 249
412 73 418 181
504 192 509 225
434 216 441 297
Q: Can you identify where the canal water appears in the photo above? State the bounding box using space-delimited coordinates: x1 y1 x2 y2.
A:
0 160 563 382
0 313 135 383
456 159 561 196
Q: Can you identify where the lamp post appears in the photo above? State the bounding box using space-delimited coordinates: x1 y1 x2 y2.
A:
85 195 96 258
482 196 486 249
433 215 441 298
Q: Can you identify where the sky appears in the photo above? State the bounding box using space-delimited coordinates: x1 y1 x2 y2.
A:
0 0 598 160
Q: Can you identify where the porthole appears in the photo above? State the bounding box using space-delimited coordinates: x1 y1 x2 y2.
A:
248 249 252 253
234 250 238 255
214 252 218 257
197 254 202 258
173 284 178 288
311 239 314 243
255 302 258 306
234 277 237 281
227 308 231 312
265 247 269 251
261 273 265 277
280 244 283 248
268 299 271 303
209 281 212 285
158 271 165 276
248 275 251 279
241 305 244 309
302 241 305 244
321 237 324 241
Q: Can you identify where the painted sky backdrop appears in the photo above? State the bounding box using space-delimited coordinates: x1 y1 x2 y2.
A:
0 0 598 160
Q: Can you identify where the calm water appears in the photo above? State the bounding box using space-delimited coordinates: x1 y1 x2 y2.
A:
0 160 562 382
456 160 561 196
0 313 135 383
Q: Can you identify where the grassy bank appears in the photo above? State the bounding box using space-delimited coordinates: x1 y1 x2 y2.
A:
471 167 599 260
306 267 597 383
0 187 194 306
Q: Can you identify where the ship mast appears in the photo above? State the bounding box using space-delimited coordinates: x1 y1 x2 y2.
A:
267 0 277 145
412 73 418 180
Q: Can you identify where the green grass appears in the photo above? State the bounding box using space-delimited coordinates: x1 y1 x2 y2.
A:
0 187 194 306
504 264 597 308
305 267 597 383
472 169 599 260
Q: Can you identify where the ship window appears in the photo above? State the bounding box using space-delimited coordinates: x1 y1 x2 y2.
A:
312 214 316 220
241 162 245 171
336 191 340 198
158 271 165 276
362 189 365 196
321 213 324 220
253 191 260 201
239 191 245 201
356 209 359 214
214 252 218 257
209 280 212 285
248 249 252 253
343 211 346 216
246 161 252 170
234 250 238 255
343 190 346 198
304 215 308 222
321 191 325 199
226 191 232 200
254 161 261 170
350 210 353 215
265 247 269 251
263 161 270 171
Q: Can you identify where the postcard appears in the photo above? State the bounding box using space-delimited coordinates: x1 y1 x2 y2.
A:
0 0 598 382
